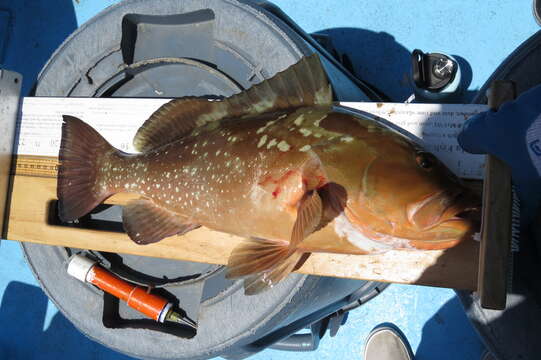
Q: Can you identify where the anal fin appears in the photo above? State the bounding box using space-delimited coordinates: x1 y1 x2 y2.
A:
123 199 199 245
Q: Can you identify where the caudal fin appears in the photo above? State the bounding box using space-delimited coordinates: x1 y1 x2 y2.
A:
225 237 308 295
57 115 115 221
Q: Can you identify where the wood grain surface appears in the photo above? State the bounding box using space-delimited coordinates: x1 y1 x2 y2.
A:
6 156 479 290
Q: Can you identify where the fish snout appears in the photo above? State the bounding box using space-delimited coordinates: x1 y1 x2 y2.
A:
407 189 480 231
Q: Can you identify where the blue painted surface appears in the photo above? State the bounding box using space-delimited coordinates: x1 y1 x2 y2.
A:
0 0 538 359
0 0 78 95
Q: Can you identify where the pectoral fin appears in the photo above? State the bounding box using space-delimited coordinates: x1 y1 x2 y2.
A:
123 199 200 245
290 183 348 247
290 190 323 248
318 183 348 229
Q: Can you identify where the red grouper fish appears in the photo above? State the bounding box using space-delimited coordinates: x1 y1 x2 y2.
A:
58 54 480 295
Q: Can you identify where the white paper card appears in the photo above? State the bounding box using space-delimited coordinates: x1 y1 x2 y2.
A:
341 102 487 179
16 98 487 179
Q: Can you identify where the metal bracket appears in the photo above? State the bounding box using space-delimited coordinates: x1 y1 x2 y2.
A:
478 80 517 310
0 69 22 241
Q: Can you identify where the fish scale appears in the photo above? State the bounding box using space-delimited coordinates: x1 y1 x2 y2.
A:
106 107 337 238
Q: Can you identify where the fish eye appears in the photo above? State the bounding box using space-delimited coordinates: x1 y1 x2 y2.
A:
416 152 435 170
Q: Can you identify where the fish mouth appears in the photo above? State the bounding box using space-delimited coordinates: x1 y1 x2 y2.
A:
404 190 481 249
441 191 481 228
437 208 481 234
408 189 481 233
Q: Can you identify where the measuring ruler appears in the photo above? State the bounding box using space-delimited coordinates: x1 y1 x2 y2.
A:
13 155 58 178
14 97 487 179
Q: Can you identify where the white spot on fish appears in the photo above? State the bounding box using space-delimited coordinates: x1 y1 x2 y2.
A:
257 135 268 148
256 119 278 134
294 114 305 126
341 136 354 143
299 145 311 152
314 114 327 127
266 138 278 149
277 140 290 152
299 128 312 137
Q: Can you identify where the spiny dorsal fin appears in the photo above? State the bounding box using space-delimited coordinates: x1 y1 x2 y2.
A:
133 54 332 152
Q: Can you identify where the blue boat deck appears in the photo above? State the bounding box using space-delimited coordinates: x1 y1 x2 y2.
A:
0 1 538 359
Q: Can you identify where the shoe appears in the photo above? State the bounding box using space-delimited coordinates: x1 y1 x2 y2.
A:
364 324 414 360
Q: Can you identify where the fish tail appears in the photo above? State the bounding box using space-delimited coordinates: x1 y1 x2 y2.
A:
57 115 116 222
225 237 309 295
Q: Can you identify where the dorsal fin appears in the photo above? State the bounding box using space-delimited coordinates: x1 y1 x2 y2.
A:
133 54 332 152
133 98 219 152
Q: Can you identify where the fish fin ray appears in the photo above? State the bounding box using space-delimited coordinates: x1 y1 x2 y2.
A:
224 53 332 115
290 190 323 248
317 183 348 231
289 182 347 247
226 237 306 295
123 199 200 245
242 251 304 295
133 54 332 152
226 237 290 278
57 115 116 221
133 97 217 152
